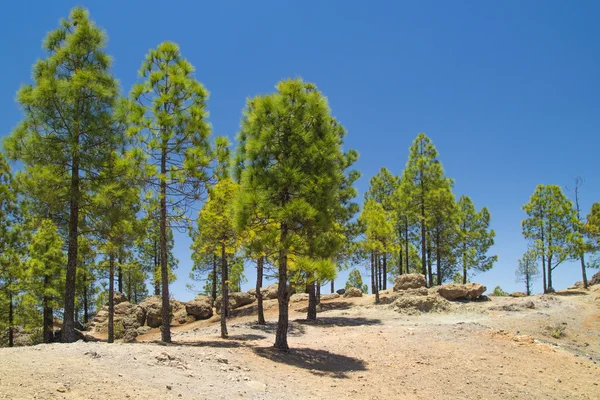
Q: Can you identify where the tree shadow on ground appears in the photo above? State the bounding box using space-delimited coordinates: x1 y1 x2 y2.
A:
295 301 355 313
171 340 244 348
252 347 367 378
294 317 382 327
226 333 267 341
237 321 306 337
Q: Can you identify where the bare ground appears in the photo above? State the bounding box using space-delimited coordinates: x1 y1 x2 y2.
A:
1 287 599 400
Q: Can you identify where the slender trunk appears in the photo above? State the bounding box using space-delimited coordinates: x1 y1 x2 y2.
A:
382 253 387 290
43 275 53 343
160 147 171 343
62 150 80 343
316 280 321 305
118 255 123 294
127 271 132 302
420 217 427 278
398 246 403 276
220 243 228 338
274 223 289 351
8 291 14 347
212 254 218 301
580 255 588 289
370 251 375 295
405 219 410 274
108 252 115 343
374 251 380 304
256 256 265 325
330 279 334 294
462 243 467 285
525 272 531 296
541 217 547 293
547 254 553 292
82 271 89 324
307 279 317 320
154 239 160 296
427 243 433 287
436 229 442 285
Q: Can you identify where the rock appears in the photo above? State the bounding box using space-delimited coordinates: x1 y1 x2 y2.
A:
250 284 296 300
136 326 152 335
344 287 363 298
139 296 185 328
380 288 429 304
121 329 138 343
509 292 527 297
185 296 214 320
336 288 346 295
216 292 256 314
113 292 128 305
489 300 535 312
435 283 487 301
391 295 450 314
568 282 584 290
320 293 340 301
393 274 426 291
589 271 600 286
88 299 146 333
290 293 309 302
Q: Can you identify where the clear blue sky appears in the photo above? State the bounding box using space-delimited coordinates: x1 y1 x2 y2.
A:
1 1 598 301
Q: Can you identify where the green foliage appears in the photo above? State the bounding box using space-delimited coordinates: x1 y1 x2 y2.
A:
492 286 508 296
345 269 368 294
457 196 497 283
515 248 539 295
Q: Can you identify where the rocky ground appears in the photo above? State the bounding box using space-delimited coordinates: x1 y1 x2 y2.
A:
1 284 599 399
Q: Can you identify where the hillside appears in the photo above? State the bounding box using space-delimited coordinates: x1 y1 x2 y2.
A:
1 285 599 400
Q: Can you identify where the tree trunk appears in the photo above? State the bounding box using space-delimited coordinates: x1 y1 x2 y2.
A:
427 243 433 287
382 253 387 290
525 271 531 296
547 254 553 292
160 148 171 343
274 223 289 351
398 246 403 276
8 291 14 347
43 275 53 343
220 243 228 338
108 252 115 343
405 219 410 274
154 240 160 296
316 280 321 305
307 279 317 320
118 255 123 294
212 254 218 301
256 256 265 325
374 251 380 304
62 150 80 343
540 218 547 293
370 251 375 295
580 255 588 289
330 279 334 294
82 271 89 324
462 246 467 285
436 229 442 286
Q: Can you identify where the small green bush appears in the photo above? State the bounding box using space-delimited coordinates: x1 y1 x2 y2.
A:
493 286 509 296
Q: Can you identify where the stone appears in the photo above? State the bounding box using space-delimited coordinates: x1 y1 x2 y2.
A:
216 292 256 314
320 293 340 301
509 292 527 297
391 295 450 314
290 293 309 302
489 300 535 312
336 288 346 295
139 296 185 328
589 271 600 286
435 283 487 301
379 288 429 304
185 296 214 320
344 287 363 298
393 274 427 291
121 329 138 343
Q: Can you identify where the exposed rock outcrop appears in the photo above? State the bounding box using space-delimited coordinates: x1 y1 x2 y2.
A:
393 274 426 291
139 296 185 328
589 271 600 286
185 295 214 320
320 293 340 301
336 288 346 295
435 283 486 301
344 287 363 298
391 294 450 314
216 292 256 314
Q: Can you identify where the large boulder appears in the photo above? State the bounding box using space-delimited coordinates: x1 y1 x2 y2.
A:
380 288 429 304
290 293 309 302
509 292 527 298
88 295 146 333
393 274 427 291
320 293 340 301
589 271 600 286
344 287 363 298
139 296 185 328
216 292 256 314
113 292 128 305
392 294 450 314
185 295 214 320
435 283 486 301
336 288 346 296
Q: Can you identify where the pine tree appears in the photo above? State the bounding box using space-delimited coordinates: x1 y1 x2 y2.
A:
128 42 212 343
429 186 459 285
515 248 539 296
25 219 66 343
399 134 447 285
584 203 600 268
457 196 497 284
522 185 575 292
236 78 353 350
5 7 119 342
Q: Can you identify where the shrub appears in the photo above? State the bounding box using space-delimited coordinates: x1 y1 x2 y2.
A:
493 286 509 296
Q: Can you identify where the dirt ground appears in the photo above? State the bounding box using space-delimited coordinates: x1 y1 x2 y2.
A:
1 287 599 400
